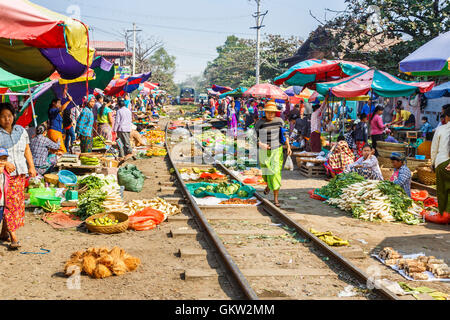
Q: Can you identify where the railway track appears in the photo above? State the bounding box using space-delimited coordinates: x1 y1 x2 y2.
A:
165 120 400 300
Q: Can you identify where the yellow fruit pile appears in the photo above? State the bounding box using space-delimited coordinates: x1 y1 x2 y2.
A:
88 215 119 226
145 130 165 145
64 247 141 279
146 147 167 157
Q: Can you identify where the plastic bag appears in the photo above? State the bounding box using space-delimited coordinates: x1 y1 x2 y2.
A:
284 156 294 171
118 164 146 192
128 207 165 231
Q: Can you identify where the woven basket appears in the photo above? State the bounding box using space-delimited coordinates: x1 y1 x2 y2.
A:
85 212 129 234
44 174 59 185
378 157 394 168
376 141 407 152
417 167 436 185
380 167 394 181
378 150 405 159
406 157 431 172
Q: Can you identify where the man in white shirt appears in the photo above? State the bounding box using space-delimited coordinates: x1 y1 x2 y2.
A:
431 105 450 214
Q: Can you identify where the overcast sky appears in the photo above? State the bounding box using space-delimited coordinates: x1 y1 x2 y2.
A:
34 0 347 82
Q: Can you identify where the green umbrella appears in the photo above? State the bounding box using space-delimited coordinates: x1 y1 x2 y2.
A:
219 86 248 99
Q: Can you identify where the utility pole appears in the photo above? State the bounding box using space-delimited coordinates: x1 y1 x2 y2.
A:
127 23 142 75
250 0 268 85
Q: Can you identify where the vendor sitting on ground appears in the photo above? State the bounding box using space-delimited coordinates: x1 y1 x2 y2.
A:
30 124 61 175
344 144 383 180
130 124 147 147
324 136 355 178
390 152 412 197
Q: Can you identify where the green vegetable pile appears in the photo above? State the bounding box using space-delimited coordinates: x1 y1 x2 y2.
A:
377 180 418 225
81 156 100 166
317 172 365 199
76 188 106 220
76 175 106 220
93 136 106 149
79 176 105 190
193 181 251 199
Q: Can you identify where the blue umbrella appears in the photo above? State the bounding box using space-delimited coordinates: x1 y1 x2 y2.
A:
400 31 450 76
424 81 450 99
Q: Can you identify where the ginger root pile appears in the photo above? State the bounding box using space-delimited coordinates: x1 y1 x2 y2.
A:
64 247 141 279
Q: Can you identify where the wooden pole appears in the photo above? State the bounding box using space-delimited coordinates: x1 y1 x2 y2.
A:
27 83 38 128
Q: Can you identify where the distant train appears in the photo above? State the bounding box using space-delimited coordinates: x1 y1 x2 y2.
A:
180 87 195 105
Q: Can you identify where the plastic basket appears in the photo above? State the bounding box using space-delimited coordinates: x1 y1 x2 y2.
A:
58 170 77 185
28 188 56 206
36 195 62 207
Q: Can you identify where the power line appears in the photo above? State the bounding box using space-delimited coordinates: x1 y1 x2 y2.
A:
81 14 256 37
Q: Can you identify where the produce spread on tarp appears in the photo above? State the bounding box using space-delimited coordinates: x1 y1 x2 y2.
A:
313 173 432 225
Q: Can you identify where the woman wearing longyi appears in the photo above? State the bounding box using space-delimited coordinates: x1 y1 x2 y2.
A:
254 101 292 208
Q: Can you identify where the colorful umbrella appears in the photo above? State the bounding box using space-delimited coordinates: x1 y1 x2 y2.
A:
219 87 248 99
424 81 450 99
283 86 303 97
0 68 51 92
17 57 114 127
243 83 288 100
104 72 152 96
316 69 435 98
212 85 233 94
0 0 94 81
400 31 450 76
274 59 369 86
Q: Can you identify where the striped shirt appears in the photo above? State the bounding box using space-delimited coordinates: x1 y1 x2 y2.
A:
254 118 287 150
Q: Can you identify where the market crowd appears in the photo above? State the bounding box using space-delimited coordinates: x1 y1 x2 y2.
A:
201 94 450 213
0 92 166 249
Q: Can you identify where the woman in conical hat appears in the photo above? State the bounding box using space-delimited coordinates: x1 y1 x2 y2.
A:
254 100 292 207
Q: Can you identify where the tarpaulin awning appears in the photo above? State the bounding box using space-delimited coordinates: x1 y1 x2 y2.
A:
104 72 151 97
243 83 288 100
424 81 450 99
17 56 114 127
274 59 369 86
316 69 435 98
0 0 95 81
212 85 233 94
0 67 51 92
219 87 248 99
400 31 450 76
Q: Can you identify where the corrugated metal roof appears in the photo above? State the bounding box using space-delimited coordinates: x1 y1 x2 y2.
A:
95 51 133 57
91 41 126 50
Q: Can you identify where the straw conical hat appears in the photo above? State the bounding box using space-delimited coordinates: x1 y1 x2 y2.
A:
263 100 279 112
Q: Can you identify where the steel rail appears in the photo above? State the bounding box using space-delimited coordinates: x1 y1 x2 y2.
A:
165 123 259 300
185 121 399 301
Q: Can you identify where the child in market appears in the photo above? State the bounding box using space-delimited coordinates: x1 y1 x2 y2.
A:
420 116 434 140
0 148 12 227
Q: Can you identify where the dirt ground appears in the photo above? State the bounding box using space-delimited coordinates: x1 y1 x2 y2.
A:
0 116 233 300
268 169 450 295
0 109 448 300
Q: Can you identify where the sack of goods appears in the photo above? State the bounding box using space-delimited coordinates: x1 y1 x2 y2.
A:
117 164 146 192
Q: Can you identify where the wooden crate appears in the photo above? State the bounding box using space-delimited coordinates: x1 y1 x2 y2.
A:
298 163 326 178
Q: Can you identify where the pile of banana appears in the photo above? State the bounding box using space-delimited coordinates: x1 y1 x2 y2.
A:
42 200 61 213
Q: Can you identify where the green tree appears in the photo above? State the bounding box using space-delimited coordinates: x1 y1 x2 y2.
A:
203 35 303 87
315 0 449 77
148 48 178 96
